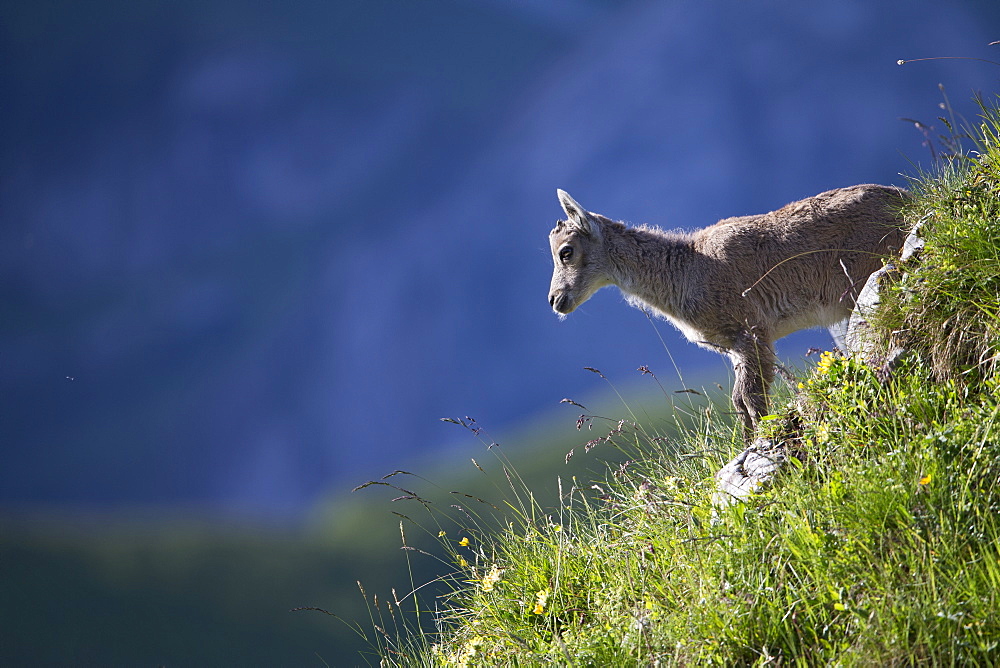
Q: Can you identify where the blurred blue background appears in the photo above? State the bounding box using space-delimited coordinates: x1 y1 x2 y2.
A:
2 0 999 662
4 0 998 517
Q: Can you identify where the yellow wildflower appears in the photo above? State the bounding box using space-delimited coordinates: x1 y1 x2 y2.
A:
459 536 470 546
482 565 503 592
815 423 830 444
919 474 931 486
532 588 551 614
817 350 836 374
457 635 484 668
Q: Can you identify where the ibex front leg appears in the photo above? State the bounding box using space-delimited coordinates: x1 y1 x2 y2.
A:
729 330 777 437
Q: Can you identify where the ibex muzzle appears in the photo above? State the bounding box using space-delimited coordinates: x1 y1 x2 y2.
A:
546 185 908 434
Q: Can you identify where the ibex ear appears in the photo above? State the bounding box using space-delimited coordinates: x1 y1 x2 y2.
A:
557 189 595 235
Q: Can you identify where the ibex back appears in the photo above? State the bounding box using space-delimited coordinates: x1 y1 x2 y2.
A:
547 185 908 434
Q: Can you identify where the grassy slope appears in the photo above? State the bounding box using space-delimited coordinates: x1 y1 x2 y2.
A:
384 101 1000 666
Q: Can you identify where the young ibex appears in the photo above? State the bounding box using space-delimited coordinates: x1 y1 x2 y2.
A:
547 185 908 433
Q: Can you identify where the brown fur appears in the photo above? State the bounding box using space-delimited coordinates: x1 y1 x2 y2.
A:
548 185 908 434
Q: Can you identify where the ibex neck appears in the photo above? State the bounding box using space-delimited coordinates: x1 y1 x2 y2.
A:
604 224 695 317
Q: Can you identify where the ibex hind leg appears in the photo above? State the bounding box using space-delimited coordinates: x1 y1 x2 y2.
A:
729 332 777 438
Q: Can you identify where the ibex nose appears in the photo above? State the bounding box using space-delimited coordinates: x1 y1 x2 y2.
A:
549 292 570 314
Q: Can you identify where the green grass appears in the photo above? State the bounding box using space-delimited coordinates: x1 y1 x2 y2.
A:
366 98 1000 666
874 93 1000 382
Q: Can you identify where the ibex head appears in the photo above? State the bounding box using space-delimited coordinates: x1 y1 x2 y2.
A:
548 189 613 316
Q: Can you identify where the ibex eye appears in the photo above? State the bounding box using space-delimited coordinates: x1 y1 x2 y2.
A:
559 246 574 262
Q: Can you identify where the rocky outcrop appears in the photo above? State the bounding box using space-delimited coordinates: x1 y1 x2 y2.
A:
843 221 925 359
713 437 789 506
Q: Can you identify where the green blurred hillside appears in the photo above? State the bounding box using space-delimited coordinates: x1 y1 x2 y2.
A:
2 382 717 665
